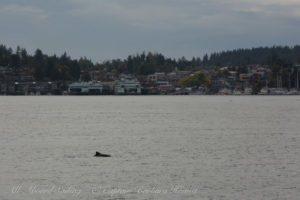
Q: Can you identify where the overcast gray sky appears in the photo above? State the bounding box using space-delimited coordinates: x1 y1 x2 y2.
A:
1 0 300 62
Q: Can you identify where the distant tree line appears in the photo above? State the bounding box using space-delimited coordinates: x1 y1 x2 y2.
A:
207 46 300 66
1 44 300 81
0 45 81 81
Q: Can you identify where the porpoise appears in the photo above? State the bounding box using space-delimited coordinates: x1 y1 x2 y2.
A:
94 152 111 157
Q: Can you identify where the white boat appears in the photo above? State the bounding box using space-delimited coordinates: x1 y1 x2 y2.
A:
259 87 269 95
232 89 243 95
218 88 232 95
269 88 288 95
287 89 300 95
243 87 252 95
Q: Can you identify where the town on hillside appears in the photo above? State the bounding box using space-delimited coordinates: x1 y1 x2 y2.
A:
1 45 300 95
1 65 300 95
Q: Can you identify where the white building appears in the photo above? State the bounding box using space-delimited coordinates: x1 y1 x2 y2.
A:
114 76 141 95
68 81 103 95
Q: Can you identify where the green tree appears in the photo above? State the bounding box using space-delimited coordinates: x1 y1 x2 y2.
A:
20 48 28 66
33 49 45 80
202 54 209 66
179 72 210 87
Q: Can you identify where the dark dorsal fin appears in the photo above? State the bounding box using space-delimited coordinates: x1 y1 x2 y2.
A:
94 152 111 157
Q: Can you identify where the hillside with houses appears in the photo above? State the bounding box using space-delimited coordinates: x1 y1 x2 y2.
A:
1 44 300 95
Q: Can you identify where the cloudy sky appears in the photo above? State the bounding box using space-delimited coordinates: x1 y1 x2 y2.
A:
1 0 300 62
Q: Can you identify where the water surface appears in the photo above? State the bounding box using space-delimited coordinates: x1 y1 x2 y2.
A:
0 96 299 200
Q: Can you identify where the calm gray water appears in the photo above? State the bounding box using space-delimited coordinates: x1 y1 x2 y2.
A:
0 96 299 200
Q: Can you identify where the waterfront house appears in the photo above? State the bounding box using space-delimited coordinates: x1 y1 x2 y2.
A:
147 72 167 83
158 84 174 94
